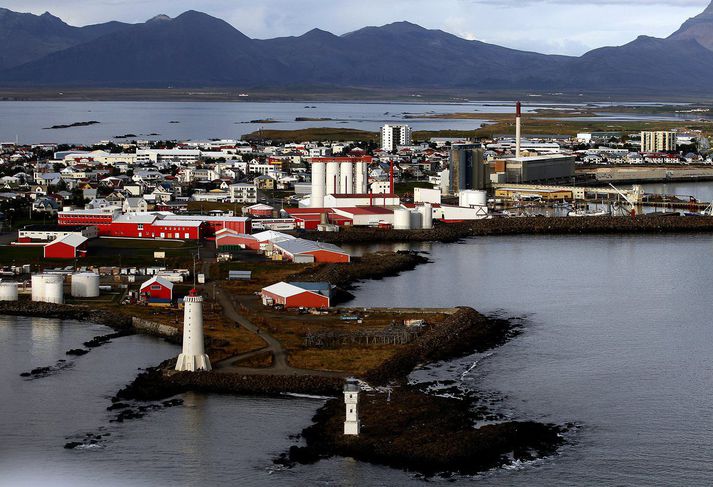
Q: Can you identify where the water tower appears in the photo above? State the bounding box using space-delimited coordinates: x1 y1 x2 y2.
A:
175 289 212 372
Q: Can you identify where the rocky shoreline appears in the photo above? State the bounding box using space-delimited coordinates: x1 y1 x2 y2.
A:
280 308 565 477
302 215 713 244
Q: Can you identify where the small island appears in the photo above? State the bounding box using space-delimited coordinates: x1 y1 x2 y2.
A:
44 120 100 129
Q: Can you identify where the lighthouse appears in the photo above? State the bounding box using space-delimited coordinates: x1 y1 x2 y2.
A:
343 378 361 436
175 289 212 372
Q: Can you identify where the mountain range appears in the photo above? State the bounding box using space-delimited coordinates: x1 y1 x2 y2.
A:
1 3 713 93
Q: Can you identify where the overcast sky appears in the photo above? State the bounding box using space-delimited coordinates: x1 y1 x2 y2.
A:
2 0 711 55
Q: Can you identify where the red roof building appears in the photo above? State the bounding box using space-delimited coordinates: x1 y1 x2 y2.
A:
139 276 174 305
260 282 332 309
43 234 88 259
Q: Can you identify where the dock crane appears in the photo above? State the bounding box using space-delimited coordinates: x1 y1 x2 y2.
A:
609 183 639 216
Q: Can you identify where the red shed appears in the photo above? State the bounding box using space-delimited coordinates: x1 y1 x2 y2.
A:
44 234 88 259
260 282 332 309
139 275 174 305
245 204 274 218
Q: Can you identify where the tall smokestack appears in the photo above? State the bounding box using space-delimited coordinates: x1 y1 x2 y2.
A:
389 159 395 194
515 101 522 158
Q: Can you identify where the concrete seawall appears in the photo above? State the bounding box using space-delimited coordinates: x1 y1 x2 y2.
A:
131 317 180 340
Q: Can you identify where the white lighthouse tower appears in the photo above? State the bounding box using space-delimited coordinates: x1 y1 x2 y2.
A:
175 289 212 372
343 378 361 436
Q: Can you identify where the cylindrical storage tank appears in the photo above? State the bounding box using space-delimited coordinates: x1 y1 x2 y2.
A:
311 162 326 208
410 210 423 230
43 275 64 305
0 282 19 302
31 274 45 302
459 190 488 208
326 162 340 195
394 208 411 230
420 204 433 229
340 162 353 195
71 273 100 298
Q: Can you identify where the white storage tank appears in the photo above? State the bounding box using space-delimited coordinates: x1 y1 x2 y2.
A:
459 190 488 208
71 272 100 298
409 210 423 230
420 204 434 230
43 275 65 304
31 274 45 302
393 208 411 230
0 282 19 301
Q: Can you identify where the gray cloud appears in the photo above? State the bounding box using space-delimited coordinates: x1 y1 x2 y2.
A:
1 0 710 55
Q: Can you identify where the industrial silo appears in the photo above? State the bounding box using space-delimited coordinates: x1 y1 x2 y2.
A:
71 272 100 298
43 275 65 304
393 208 411 230
340 161 353 194
0 282 19 302
326 161 340 195
311 162 326 208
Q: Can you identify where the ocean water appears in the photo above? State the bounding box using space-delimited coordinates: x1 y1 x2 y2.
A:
0 100 686 145
3 234 713 486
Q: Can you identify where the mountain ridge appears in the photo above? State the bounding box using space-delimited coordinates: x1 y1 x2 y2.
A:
1 3 713 93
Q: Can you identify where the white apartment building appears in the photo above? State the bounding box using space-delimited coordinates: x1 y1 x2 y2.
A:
229 183 258 204
641 131 677 152
381 124 413 152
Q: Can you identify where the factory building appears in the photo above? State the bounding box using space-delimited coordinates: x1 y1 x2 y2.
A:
449 144 486 194
43 234 88 259
641 131 677 152
260 281 332 309
310 156 372 208
58 208 120 235
496 155 576 184
381 124 412 152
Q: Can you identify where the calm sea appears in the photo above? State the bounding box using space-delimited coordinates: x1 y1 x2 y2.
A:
0 100 687 145
3 233 713 485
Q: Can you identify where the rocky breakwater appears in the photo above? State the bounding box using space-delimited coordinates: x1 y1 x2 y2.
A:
0 301 131 330
301 215 713 244
289 250 429 290
282 308 566 477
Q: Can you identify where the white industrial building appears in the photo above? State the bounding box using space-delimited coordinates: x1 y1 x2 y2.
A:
310 157 371 208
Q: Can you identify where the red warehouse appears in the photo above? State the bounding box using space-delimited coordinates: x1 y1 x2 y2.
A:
260 281 332 309
272 238 350 263
43 234 88 259
139 276 174 305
